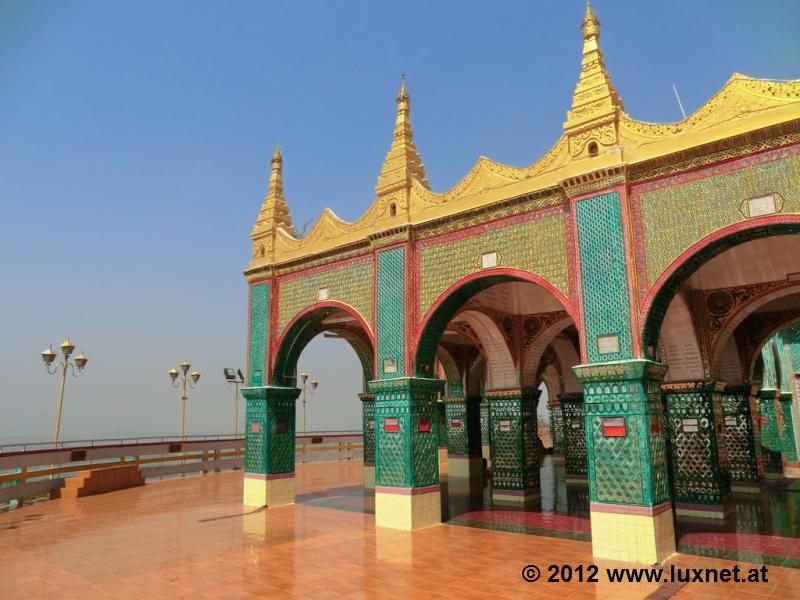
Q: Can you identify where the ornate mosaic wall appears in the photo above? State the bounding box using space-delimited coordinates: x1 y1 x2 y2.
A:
758 391 783 470
721 386 761 483
663 382 729 505
575 192 634 363
248 283 269 384
633 144 800 290
550 405 565 455
486 389 540 492
560 394 587 476
377 247 406 378
372 378 443 488
277 256 374 336
416 210 569 319
575 360 670 507
360 393 376 465
444 397 481 457
242 387 300 475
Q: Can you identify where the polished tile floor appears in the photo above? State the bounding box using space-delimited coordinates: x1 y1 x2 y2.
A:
1 461 800 599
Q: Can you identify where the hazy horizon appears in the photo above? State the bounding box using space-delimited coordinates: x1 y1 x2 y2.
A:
1 1 798 443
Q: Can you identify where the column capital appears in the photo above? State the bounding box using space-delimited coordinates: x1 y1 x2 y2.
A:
557 392 585 404
661 380 725 394
484 387 541 400
242 385 301 402
573 359 666 384
723 384 758 396
358 392 376 402
368 376 445 396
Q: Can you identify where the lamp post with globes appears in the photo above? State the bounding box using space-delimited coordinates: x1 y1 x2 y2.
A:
41 338 88 447
299 372 319 434
168 361 200 439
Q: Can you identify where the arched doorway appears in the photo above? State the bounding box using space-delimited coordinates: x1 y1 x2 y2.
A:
640 223 800 560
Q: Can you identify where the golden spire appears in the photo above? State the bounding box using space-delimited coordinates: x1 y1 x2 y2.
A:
252 143 296 248
375 74 430 199
564 0 624 157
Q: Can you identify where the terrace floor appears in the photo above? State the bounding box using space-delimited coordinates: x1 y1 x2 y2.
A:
1 459 799 599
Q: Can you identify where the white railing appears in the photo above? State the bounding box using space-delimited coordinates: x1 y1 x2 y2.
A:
0 431 363 509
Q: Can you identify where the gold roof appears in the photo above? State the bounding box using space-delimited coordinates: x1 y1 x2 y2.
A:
247 3 800 272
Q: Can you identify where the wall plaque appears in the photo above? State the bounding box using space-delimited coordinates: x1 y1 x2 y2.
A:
601 417 626 437
384 417 399 433
681 418 699 433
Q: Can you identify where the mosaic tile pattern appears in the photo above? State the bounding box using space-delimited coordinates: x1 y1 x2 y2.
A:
559 394 587 477
575 360 670 506
277 257 374 336
444 397 481 457
417 211 568 319
242 386 300 475
550 404 565 455
486 389 540 492
575 192 634 362
360 393 376 465
636 144 800 288
663 382 730 505
248 283 269 384
377 247 406 379
371 378 444 488
721 386 762 483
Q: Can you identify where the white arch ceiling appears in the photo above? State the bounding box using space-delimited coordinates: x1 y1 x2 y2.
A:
519 316 573 387
659 292 705 382
459 310 517 390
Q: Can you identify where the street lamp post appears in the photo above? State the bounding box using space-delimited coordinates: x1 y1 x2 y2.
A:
41 338 89 447
299 372 319 434
169 360 200 439
224 368 245 436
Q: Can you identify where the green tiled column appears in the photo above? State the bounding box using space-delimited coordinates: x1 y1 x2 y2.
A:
559 393 587 481
574 360 676 564
241 385 301 507
485 388 540 503
437 401 448 449
549 396 565 461
662 380 730 517
359 392 376 489
780 327 800 476
480 400 490 460
444 395 482 479
721 385 762 492
758 388 783 477
779 392 799 463
371 377 444 530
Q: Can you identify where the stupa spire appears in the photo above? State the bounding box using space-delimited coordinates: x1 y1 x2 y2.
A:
564 0 624 157
251 143 296 258
375 75 430 199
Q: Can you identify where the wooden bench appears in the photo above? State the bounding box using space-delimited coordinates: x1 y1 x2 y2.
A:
53 465 145 499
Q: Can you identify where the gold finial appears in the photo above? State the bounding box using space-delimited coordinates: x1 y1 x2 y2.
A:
398 73 409 102
375 75 429 198
251 143 296 243
271 142 282 166
582 0 600 39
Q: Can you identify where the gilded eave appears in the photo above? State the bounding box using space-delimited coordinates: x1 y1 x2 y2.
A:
245 75 800 281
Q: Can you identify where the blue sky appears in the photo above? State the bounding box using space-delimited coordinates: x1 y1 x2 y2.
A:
0 1 798 442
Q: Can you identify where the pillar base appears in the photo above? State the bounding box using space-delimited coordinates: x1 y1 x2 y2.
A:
565 474 588 485
363 464 375 489
481 444 491 461
783 460 800 478
492 489 540 505
552 453 565 465
243 473 295 508
590 502 675 564
674 502 728 520
375 485 441 531
447 456 483 479
731 481 762 494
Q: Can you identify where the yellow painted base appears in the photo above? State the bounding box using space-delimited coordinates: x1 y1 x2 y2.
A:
447 456 483 479
363 465 375 489
482 444 491 460
731 482 761 494
375 489 441 531
243 476 295 508
784 465 800 478
590 507 675 564
675 506 725 520
492 491 540 505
